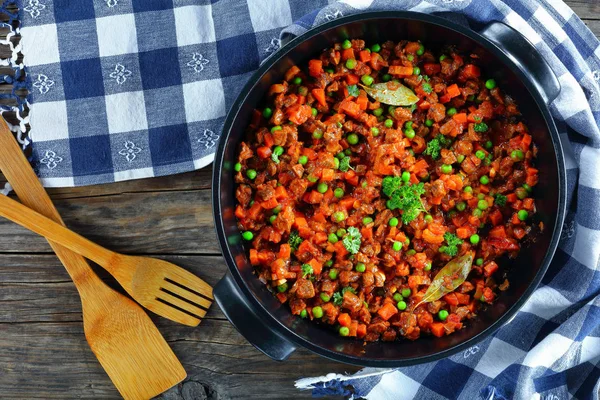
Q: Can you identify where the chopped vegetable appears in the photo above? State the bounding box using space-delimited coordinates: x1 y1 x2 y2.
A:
361 82 419 106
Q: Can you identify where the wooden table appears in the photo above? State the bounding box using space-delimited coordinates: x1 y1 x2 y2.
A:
0 1 598 398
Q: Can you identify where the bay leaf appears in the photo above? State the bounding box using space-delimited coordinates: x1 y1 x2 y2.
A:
361 82 419 106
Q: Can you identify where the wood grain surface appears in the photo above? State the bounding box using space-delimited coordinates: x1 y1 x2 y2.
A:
0 1 596 398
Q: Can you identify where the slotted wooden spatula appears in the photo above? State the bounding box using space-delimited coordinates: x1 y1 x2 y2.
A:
0 192 213 327
0 119 186 399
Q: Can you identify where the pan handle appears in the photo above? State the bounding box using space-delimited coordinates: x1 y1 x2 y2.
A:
214 272 297 361
480 21 561 105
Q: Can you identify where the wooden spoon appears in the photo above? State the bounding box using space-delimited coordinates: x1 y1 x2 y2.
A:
0 192 213 327
0 120 186 400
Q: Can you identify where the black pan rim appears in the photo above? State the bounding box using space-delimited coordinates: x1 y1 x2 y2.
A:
212 10 567 367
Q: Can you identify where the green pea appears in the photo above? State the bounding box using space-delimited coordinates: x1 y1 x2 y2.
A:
312 130 323 140
388 217 399 227
456 202 466 211
393 241 402 252
312 306 323 318
345 148 352 156
246 169 257 180
311 107 318 117
425 214 433 223
307 175 318 183
407 54 414 61
523 183 532 193
361 75 374 86
271 125 282 133
373 107 384 117
402 171 411 182
333 211 346 222
234 162 242 172
300 309 308 318
356 263 366 273
371 127 380 136
320 292 331 302
371 43 381 52
511 149 525 161
382 74 391 82
345 58 357 70
326 233 338 244
518 210 529 221
342 39 352 49
404 128 416 139
439 246 448 254
515 187 528 200
339 326 350 336
477 199 488 210
472 209 483 218
242 231 254 241
439 55 447 61
457 154 465 163
317 182 328 194
485 79 497 90
329 269 338 280
392 293 402 303
384 119 394 128
269 215 277 224
363 217 373 225
413 66 420 75
485 141 493 150
277 282 288 292
425 119 434 127
438 310 449 321
298 86 308 96
406 249 416 256
416 44 424 56
401 288 411 297
298 155 308 165
464 186 473 193
325 68 334 74
424 262 432 271
440 164 452 174
336 228 346 238
476 258 484 266
480 175 490 185
333 157 340 170
475 150 486 160
293 76 302 85
470 234 480 245
334 188 344 199
272 204 281 214
347 133 359 145
263 107 273 118
447 107 457 116
273 146 284 157
325 259 333 267
397 301 407 311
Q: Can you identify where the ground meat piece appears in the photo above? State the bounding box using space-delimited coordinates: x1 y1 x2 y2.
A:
238 142 253 161
440 149 457 165
368 319 389 334
292 278 315 299
289 298 306 315
427 103 446 122
288 178 308 199
427 301 442 314
339 271 361 286
321 302 339 324
235 184 252 207
499 156 515 177
396 312 417 336
393 106 413 122
271 108 285 126
255 184 275 202
273 206 295 233
272 126 287 146
342 290 363 313
430 179 447 198
382 329 397 341
362 271 375 288
358 307 372 325
454 140 473 155
417 311 434 329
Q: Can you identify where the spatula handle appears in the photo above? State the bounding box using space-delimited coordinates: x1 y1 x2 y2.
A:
0 194 115 267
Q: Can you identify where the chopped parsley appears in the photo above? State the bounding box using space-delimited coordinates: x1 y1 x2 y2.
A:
422 82 432 94
424 134 452 160
288 230 303 251
474 115 483 122
443 232 463 257
271 153 280 164
332 287 357 306
382 177 426 224
474 122 488 132
301 263 313 278
342 226 362 254
347 84 360 97
409 103 418 113
339 156 352 172
494 194 507 207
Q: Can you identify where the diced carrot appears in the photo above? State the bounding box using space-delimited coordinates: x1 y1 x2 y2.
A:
312 211 327 224
276 293 287 303
312 88 327 107
346 74 359 85
511 213 521 225
418 100 431 110
262 197 278 210
483 261 499 277
264 133 274 147
456 227 470 239
452 113 467 124
410 159 429 173
248 202 262 220
249 249 259 265
287 104 313 125
338 313 352 327
423 63 441 75
321 168 335 182
297 95 306 105
370 52 385 71
348 320 358 337
523 198 534 211
357 323 367 338
278 244 291 259
506 193 517 203
302 147 318 160
443 293 459 306
513 227 527 240
439 94 451 103
488 226 506 238
339 197 355 210
346 174 359 186
298 226 312 239
305 191 324 204
460 64 480 79
333 240 348 257
342 48 355 61
361 226 373 240
356 94 368 111
275 186 288 200
256 146 272 159
377 303 398 321
388 65 414 76
446 84 461 98
430 322 445 337
521 133 532 150
359 50 371 63
314 232 328 245
489 209 503 226
455 292 470 305
235 205 246 219
268 83 287 95
339 100 362 119
308 59 323 78
285 65 301 81
294 216 308 228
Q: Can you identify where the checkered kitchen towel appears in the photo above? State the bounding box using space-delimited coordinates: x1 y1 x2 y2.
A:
13 0 600 397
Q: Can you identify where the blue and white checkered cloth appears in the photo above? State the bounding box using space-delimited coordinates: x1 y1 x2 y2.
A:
14 0 600 398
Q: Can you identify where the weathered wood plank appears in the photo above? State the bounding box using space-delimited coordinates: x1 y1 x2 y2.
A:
0 188 220 255
0 255 358 399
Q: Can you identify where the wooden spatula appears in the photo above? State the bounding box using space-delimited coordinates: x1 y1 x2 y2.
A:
0 119 186 400
0 192 213 327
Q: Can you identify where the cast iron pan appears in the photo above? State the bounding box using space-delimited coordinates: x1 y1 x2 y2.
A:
212 11 567 367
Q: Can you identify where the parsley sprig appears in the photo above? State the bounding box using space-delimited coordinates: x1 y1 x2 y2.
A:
332 287 357 306
342 226 362 254
382 177 426 224
442 232 463 257
494 194 507 207
347 85 359 97
339 156 352 172
301 263 313 278
288 230 303 251
424 134 452 160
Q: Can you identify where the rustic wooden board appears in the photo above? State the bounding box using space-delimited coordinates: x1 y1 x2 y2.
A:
0 2 596 398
